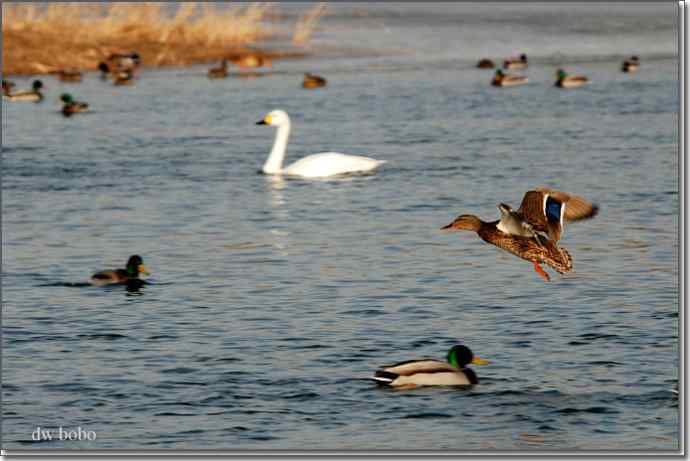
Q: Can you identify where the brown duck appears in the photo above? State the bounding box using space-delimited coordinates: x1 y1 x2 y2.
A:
442 188 598 281
302 73 327 89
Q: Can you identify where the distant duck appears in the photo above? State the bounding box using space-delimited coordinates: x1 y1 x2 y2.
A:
98 52 140 80
555 68 589 88
60 93 89 116
256 109 386 178
3 80 43 102
491 69 528 87
302 73 327 89
208 60 228 79
231 53 271 69
621 55 640 73
113 69 134 86
503 53 528 70
90 255 149 286
476 58 495 69
57 69 83 82
442 188 598 281
106 52 141 71
2 79 16 96
371 345 490 388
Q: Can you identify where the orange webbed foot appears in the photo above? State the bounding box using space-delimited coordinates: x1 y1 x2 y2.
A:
533 261 551 282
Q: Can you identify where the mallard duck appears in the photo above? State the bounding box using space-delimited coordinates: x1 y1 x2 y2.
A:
302 73 327 89
555 69 589 88
57 69 83 82
621 56 640 73
61 93 88 117
98 52 140 80
231 54 271 69
90 255 149 286
113 69 134 86
3 80 43 102
208 60 228 79
441 188 598 281
491 69 528 87
106 52 141 71
372 345 489 388
503 53 528 70
476 58 495 69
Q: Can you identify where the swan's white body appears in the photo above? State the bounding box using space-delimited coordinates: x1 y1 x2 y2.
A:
258 110 385 178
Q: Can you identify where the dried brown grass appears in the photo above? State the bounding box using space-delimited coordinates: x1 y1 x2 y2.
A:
2 2 316 75
292 3 327 47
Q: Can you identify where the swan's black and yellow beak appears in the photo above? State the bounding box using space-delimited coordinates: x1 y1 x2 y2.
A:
256 114 272 125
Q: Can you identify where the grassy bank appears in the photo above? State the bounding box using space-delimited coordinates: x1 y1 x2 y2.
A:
2 2 324 76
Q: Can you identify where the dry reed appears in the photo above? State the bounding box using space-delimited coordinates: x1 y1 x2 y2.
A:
292 3 327 47
2 2 316 75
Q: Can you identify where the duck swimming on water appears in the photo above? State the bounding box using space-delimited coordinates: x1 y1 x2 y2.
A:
90 255 150 286
3 80 43 102
372 345 490 389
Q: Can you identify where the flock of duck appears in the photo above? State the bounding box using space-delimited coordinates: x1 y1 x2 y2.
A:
1 51 327 117
6 49 616 389
482 52 641 88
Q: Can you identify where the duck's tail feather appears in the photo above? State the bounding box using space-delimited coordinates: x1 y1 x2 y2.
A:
543 245 573 274
371 370 398 384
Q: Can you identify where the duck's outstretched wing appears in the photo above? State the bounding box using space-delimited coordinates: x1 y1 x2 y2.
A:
516 188 598 241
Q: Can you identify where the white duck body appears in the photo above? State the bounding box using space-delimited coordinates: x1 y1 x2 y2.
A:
258 110 385 178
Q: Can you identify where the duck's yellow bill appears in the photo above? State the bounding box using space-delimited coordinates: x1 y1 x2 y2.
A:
471 356 490 365
138 264 150 276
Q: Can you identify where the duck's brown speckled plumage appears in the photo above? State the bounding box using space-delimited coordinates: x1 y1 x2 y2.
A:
442 188 597 281
475 220 573 274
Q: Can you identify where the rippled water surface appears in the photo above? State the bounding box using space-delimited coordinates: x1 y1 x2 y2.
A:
2 3 679 451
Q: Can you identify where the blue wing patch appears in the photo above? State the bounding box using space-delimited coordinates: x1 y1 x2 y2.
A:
545 197 562 223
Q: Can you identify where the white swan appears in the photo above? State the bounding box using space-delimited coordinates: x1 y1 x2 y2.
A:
256 110 386 178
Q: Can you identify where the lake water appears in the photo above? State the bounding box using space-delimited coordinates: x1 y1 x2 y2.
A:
2 3 680 452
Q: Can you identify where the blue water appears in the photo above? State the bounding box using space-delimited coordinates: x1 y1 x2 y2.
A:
2 3 679 451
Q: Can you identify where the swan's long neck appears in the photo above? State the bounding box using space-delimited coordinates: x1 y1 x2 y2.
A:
262 121 290 174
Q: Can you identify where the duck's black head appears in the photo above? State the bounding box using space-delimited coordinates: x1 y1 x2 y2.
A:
125 255 147 277
447 345 489 368
520 53 527 62
33 80 43 90
98 62 110 73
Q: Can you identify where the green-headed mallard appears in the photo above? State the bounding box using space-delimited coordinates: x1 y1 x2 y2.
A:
57 69 83 82
208 60 228 79
555 68 589 88
476 58 495 69
2 79 16 96
90 255 149 286
621 56 640 73
491 69 528 87
442 188 598 281
372 345 490 389
302 73 327 89
503 53 528 70
4 80 43 102
60 93 89 116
